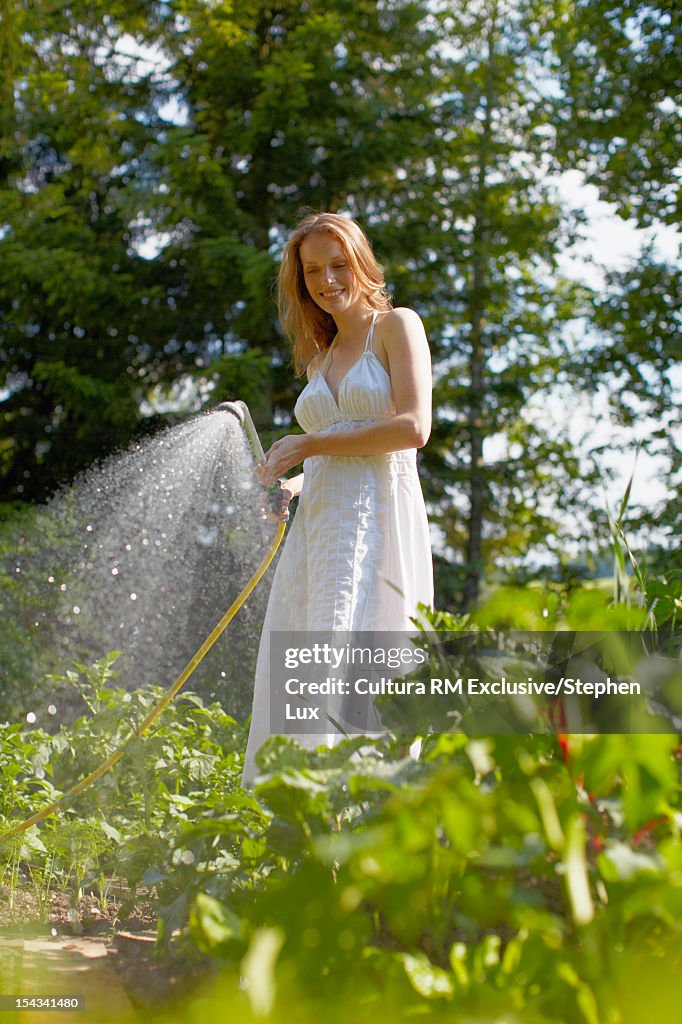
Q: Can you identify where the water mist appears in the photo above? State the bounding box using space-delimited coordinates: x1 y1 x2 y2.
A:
3 411 277 725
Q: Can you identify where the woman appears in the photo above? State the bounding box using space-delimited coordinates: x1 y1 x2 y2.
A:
242 212 433 787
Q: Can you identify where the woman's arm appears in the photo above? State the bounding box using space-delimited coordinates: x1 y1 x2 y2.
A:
260 309 431 482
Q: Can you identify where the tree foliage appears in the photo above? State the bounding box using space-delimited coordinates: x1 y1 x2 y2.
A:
0 0 677 605
552 0 681 227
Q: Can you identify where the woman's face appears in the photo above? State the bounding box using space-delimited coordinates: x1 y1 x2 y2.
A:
299 231 357 314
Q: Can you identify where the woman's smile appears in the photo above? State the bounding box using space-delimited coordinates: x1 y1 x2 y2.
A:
319 287 345 301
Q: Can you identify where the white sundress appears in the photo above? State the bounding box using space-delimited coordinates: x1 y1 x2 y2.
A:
241 312 433 786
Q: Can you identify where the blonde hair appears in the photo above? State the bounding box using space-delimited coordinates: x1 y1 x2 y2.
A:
277 212 393 376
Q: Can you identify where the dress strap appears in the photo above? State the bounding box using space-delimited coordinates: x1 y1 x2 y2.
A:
319 335 338 373
364 311 379 353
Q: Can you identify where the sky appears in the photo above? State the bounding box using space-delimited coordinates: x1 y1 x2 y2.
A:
555 170 680 273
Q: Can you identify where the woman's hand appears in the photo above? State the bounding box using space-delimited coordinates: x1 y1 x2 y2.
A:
257 479 296 523
257 434 311 484
272 480 295 523
254 471 305 523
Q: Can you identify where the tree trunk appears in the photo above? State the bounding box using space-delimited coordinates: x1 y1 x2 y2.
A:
463 309 485 608
463 19 497 609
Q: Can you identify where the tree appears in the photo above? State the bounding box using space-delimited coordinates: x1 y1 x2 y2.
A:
552 0 681 227
0 1 167 501
2 0 676 611
550 0 681 554
0 0 437 500
355 0 598 607
142 0 438 426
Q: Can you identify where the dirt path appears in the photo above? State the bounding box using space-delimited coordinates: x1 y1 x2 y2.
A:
0 935 140 1023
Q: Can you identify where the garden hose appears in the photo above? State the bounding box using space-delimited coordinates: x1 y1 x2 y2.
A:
0 520 287 845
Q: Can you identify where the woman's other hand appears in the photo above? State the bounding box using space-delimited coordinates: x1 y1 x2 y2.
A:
254 472 304 523
255 479 294 523
274 480 294 523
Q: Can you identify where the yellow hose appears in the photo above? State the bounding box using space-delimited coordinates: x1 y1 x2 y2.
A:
0 521 287 845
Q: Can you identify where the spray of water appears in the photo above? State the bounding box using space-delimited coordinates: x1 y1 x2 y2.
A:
3 411 276 724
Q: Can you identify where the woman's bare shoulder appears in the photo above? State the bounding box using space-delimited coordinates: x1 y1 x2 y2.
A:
378 307 428 351
382 306 424 327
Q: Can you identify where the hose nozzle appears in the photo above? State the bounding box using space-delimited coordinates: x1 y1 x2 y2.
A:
216 400 285 520
215 400 266 464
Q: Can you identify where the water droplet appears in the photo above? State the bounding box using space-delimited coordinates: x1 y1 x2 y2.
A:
48 576 55 583
86 524 93 532
130 593 137 601
72 606 80 615
123 694 132 703
48 705 57 715
111 568 119 576
26 712 36 724
125 544 132 551
59 584 67 591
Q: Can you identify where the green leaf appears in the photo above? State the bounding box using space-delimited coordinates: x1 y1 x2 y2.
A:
563 813 594 926
399 951 454 999
99 821 121 845
191 892 245 952
240 927 285 1017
